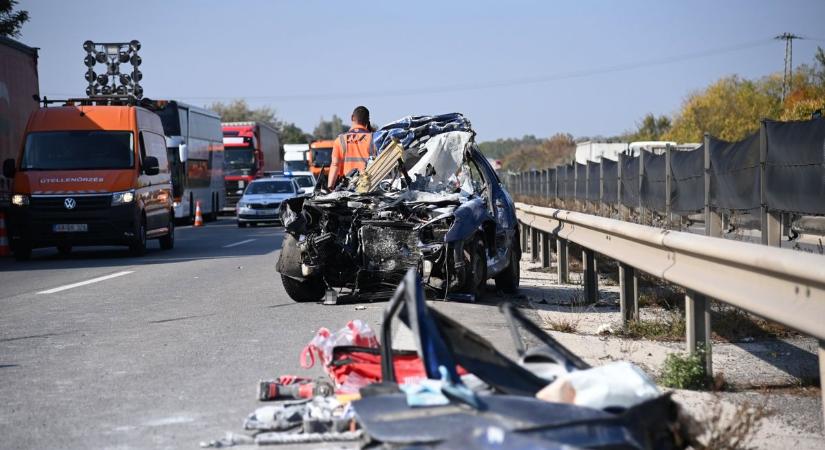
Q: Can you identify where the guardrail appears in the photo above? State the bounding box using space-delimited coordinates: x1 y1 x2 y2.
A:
506 117 825 246
515 203 825 420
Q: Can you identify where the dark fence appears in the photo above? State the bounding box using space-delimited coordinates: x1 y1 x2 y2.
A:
504 117 825 223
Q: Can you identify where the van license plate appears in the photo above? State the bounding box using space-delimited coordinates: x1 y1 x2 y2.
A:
53 224 88 232
257 209 276 215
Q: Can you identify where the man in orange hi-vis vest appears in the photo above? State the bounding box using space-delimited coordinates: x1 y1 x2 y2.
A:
327 106 376 189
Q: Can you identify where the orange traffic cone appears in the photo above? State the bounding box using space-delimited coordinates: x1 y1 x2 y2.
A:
193 201 204 227
0 212 10 256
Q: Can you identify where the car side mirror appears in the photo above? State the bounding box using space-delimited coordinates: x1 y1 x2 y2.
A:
3 159 15 178
143 156 160 176
178 144 188 162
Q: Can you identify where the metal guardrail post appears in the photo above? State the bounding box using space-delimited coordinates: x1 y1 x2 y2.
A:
573 162 579 210
530 227 540 262
638 150 646 224
704 134 723 237
541 232 551 268
556 238 569 284
759 121 781 247
619 263 638 325
685 289 712 376
665 144 673 228
582 248 597 303
617 153 627 221
819 340 825 422
585 161 591 214
599 160 605 216
520 222 529 252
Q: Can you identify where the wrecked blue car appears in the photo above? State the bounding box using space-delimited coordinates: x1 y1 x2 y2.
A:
277 114 521 303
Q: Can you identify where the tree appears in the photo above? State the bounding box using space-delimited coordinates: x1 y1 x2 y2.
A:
0 0 29 38
207 99 312 143
478 135 543 159
500 133 576 171
664 49 825 142
280 122 312 144
312 115 348 140
208 99 280 128
625 113 671 141
665 76 781 142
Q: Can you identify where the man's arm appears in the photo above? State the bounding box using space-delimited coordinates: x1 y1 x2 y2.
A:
327 137 343 189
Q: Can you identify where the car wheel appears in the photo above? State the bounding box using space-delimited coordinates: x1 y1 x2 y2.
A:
57 244 72 255
238 222 247 228
159 214 175 250
13 242 32 261
129 218 147 256
460 238 487 295
494 247 520 293
281 274 325 303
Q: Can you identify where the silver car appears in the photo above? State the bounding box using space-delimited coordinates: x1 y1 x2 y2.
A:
236 177 299 227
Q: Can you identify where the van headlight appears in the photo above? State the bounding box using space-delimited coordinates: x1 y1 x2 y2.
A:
237 201 249 208
11 194 29 206
111 190 135 206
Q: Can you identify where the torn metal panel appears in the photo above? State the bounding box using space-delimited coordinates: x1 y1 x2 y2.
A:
276 114 519 302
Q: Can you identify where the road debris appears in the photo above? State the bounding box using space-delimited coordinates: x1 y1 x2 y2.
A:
276 114 520 303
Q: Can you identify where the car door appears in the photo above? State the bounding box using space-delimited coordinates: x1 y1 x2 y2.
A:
138 130 172 230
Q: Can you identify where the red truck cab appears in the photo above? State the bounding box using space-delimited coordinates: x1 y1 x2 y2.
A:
221 122 281 211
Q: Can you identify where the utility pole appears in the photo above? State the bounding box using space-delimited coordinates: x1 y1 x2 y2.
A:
775 33 801 102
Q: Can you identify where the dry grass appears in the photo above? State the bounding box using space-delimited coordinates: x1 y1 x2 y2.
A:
697 398 771 450
541 315 580 333
711 302 795 342
618 311 686 341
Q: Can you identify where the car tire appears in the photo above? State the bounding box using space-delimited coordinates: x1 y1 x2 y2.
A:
129 218 147 256
461 238 487 295
159 214 175 250
281 274 325 303
13 242 32 261
57 244 72 255
238 222 247 228
495 247 520 293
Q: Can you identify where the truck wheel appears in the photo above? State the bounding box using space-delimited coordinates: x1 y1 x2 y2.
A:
281 274 325 303
129 218 147 256
159 215 175 250
494 248 520 293
13 242 32 261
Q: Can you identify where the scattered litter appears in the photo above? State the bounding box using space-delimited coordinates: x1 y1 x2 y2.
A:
301 320 378 368
199 432 254 448
536 361 660 410
354 305 367 311
255 430 363 445
741 336 755 343
596 323 614 335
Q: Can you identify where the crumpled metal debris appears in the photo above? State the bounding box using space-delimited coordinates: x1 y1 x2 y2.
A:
199 432 254 448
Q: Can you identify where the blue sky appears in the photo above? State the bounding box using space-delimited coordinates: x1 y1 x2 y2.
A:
16 0 825 141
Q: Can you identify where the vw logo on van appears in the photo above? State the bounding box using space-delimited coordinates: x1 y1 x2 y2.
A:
64 198 77 210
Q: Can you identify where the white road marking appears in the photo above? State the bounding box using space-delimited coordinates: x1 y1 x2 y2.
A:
37 271 134 294
223 238 256 248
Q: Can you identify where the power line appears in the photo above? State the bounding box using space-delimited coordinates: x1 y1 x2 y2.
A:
775 32 802 101
43 38 777 103
166 38 776 102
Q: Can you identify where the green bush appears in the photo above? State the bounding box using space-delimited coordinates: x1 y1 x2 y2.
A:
659 347 708 390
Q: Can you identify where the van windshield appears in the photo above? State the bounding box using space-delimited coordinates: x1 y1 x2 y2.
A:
21 131 134 171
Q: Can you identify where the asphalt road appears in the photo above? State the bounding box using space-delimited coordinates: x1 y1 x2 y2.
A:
0 217 401 449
